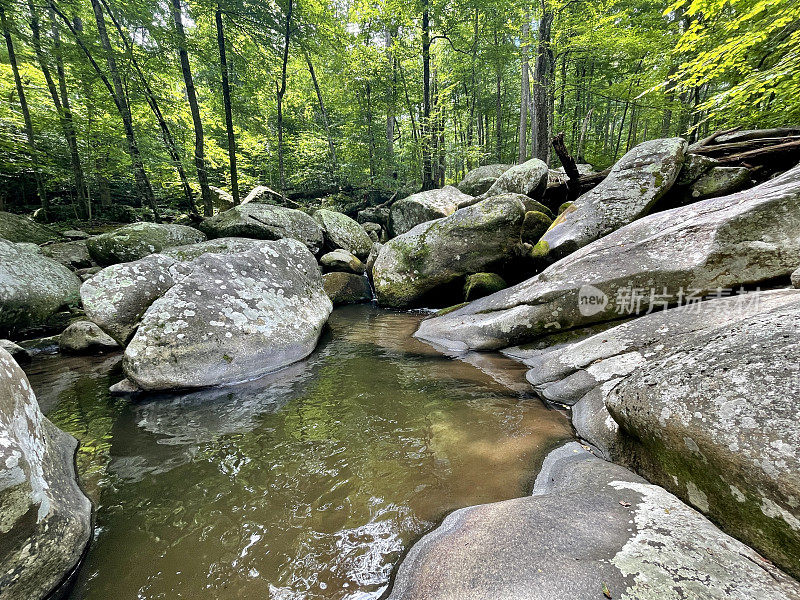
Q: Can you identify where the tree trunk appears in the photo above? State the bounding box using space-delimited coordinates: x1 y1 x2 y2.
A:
1 5 47 212
276 0 293 195
421 0 434 190
305 51 337 176
385 28 395 179
366 82 375 181
216 6 239 205
532 2 554 163
171 0 212 216
466 9 478 169
518 19 530 163
577 108 592 161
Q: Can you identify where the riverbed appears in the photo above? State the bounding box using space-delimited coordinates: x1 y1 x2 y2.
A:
25 305 572 599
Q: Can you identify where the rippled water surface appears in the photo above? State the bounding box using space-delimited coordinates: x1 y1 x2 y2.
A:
26 305 572 600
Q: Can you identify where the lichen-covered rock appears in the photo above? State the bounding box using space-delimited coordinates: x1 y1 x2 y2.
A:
319 249 365 274
463 273 506 301
159 237 268 262
122 239 332 390
606 296 800 577
323 272 372 306
86 222 206 266
540 138 687 260
209 185 234 211
59 320 120 354
415 163 800 351
313 209 373 259
199 204 323 254
374 195 526 308
361 221 382 243
388 442 800 600
0 211 63 244
0 347 92 599
676 153 718 186
482 158 549 199
520 211 553 244
456 164 511 196
81 254 188 345
557 201 573 215
40 240 93 269
688 166 750 200
0 240 81 336
389 186 474 236
356 206 390 228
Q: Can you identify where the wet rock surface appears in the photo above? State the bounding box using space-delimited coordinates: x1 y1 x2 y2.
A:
59 320 120 354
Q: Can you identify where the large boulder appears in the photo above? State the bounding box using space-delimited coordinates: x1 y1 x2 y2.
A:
688 166 750 200
388 442 800 600
0 240 81 336
86 222 206 266
0 211 62 244
540 138 687 260
80 254 188 345
313 209 373 259
323 272 372 306
374 196 526 308
199 204 323 254
241 185 286 205
159 237 269 262
416 162 800 351
59 320 120 354
319 249 365 274
0 348 92 599
389 186 474 236
606 295 800 577
209 185 234 211
456 164 511 196
40 240 93 269
122 239 332 390
482 158 549 199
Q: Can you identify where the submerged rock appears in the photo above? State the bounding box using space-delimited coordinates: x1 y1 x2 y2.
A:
0 348 92 599
41 239 93 269
482 158 549 199
374 195 526 308
323 272 372 306
388 442 800 600
199 204 323 254
540 138 686 260
59 320 120 354
122 239 332 390
416 163 800 351
0 240 81 336
86 222 206 266
313 209 373 259
0 211 62 244
456 164 511 196
320 249 365 274
389 186 474 236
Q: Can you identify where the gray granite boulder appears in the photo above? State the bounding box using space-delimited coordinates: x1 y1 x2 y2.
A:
361 221 382 243
415 162 800 351
389 186 474 236
199 204 323 254
482 158 549 200
0 347 92 599
0 339 31 363
319 249 365 274
313 209 373 259
41 240 93 269
241 185 286 205
688 166 750 200
59 320 120 354
356 206 390 228
323 272 372 306
0 240 81 335
122 238 332 390
374 195 526 308
793 266 800 288
539 138 686 260
86 222 206 266
159 237 268 262
209 185 234 211
676 153 718 186
456 164 511 196
388 442 800 600
0 211 62 244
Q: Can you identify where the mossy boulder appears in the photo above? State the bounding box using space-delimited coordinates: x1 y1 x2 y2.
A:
0 348 92 599
688 166 750 200
373 195 526 308
41 240 93 269
200 204 324 254
464 273 506 301
520 211 553 245
541 137 687 260
87 222 206 266
323 272 372 306
456 164 511 196
0 211 63 244
483 158 549 199
59 320 119 354
241 185 286 205
0 240 81 336
676 153 718 186
320 249 365 274
557 201 573 215
389 186 474 236
313 209 373 259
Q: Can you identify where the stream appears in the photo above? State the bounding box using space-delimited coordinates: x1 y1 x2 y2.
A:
24 305 573 600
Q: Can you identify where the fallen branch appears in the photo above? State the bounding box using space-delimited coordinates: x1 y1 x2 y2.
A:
716 139 800 165
691 136 800 157
689 126 741 151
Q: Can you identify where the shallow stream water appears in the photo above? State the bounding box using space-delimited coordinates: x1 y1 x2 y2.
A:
25 305 572 600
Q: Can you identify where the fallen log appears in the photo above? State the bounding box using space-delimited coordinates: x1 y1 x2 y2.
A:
716 139 800 165
691 136 800 157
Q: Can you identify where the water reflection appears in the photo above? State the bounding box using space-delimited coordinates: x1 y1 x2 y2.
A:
26 305 572 600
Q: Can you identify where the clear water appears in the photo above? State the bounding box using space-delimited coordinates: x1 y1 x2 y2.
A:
25 305 573 600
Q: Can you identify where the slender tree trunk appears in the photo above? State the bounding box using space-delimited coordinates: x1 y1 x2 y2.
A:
577 108 592 161
366 82 375 181
532 2 554 163
421 0 434 190
276 0 292 194
518 19 530 163
171 0 212 216
304 51 337 176
385 28 395 179
1 5 47 212
466 9 478 169
216 6 239 205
